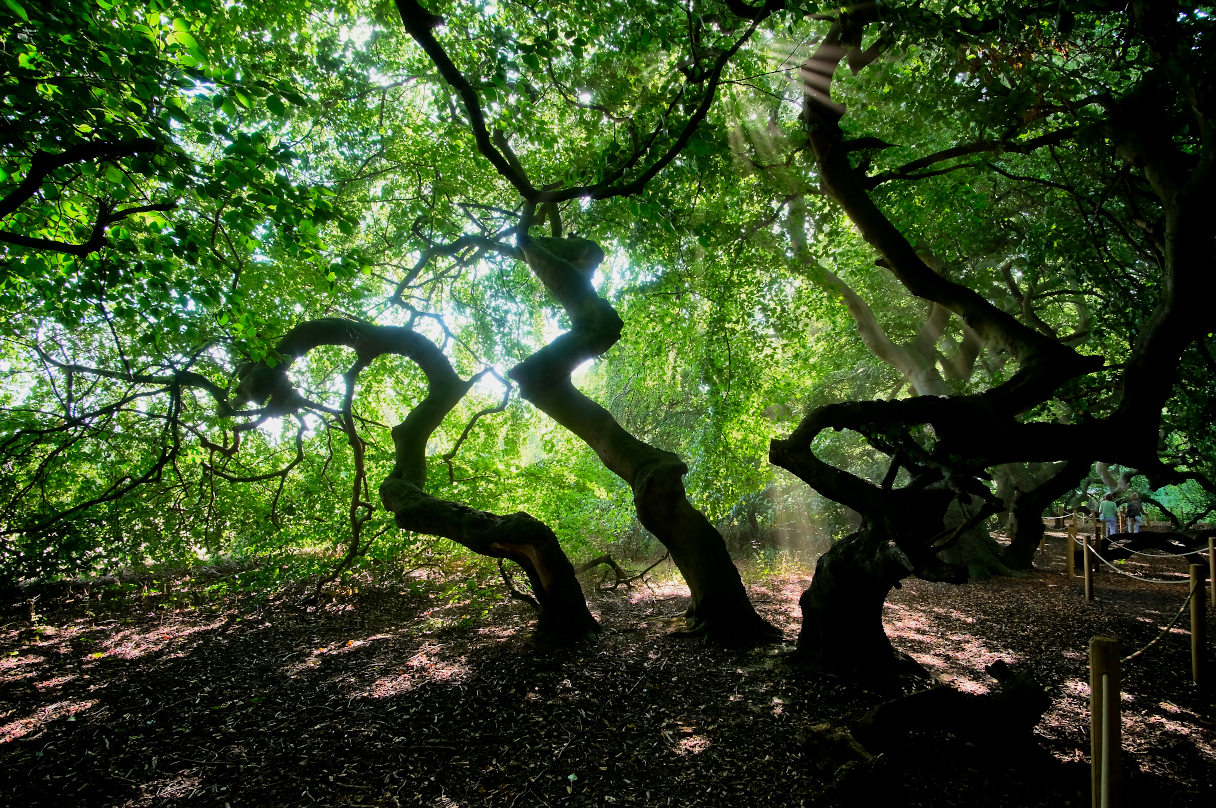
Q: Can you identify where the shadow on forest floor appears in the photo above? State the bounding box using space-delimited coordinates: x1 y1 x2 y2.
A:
0 534 1212 807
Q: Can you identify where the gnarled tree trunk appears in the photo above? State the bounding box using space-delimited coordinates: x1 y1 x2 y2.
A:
772 405 976 672
797 250 1022 581
769 9 1101 672
391 0 778 645
238 318 599 639
1002 460 1089 569
796 523 920 672
508 227 779 644
380 479 597 637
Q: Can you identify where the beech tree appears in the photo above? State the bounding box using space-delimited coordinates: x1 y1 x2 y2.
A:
755 2 1216 670
3 1 1213 661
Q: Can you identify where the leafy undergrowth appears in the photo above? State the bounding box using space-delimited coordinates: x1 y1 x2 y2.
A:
0 533 1213 807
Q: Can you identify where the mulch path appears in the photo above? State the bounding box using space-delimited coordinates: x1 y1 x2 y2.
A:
1 531 1213 807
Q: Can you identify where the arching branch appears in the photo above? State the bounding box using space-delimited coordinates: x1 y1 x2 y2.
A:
236 316 598 635
0 138 159 220
442 368 511 484
0 201 178 257
798 10 1102 412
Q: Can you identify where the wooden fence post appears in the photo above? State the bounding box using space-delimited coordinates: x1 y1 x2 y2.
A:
1192 564 1207 686
1090 637 1122 808
1209 536 1214 609
1084 528 1095 602
1068 515 1077 580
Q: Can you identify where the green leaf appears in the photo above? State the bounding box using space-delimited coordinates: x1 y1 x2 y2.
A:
266 95 286 116
168 31 199 51
281 89 309 107
3 0 28 22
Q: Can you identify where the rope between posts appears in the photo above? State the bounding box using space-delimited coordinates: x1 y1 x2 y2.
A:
1120 580 1200 664
1115 544 1209 558
1057 517 1209 558
1071 535 1190 584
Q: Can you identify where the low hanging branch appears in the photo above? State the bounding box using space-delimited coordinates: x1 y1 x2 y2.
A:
498 557 540 612
235 316 600 637
0 138 160 220
1 382 186 539
441 368 512 483
573 551 671 590
0 201 178 257
202 415 306 484
311 358 376 595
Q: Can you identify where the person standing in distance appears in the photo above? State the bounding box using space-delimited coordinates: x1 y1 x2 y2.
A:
1099 492 1119 536
1125 491 1144 534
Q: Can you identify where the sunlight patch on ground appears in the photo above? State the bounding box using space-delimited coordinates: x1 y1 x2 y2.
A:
0 654 43 685
351 642 472 698
34 674 75 691
943 675 989 695
929 607 976 624
882 601 1018 694
1038 678 1090 760
882 603 944 645
664 723 711 756
1063 678 1091 699
138 771 205 801
473 623 525 641
0 698 97 744
1046 682 1216 765
89 617 228 663
279 632 397 676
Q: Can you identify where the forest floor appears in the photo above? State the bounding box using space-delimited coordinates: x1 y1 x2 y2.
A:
1 530 1214 808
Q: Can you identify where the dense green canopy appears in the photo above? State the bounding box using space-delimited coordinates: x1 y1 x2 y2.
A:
2 0 1212 644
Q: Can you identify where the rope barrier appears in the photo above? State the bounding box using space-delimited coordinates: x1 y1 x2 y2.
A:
1120 579 1200 664
1053 516 1208 559
1070 534 1190 584
1112 543 1209 559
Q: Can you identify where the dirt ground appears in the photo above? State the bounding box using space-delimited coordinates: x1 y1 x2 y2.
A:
1 530 1213 807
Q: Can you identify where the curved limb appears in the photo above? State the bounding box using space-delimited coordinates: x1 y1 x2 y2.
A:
506 222 779 646
1003 459 1090 570
238 318 598 639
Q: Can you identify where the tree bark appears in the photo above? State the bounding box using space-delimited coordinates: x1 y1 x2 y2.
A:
1003 460 1089 569
767 9 1124 671
390 1 778 644
794 523 921 671
238 318 599 639
380 479 597 636
935 495 1025 580
509 227 779 644
772 406 976 672
799 255 1019 579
